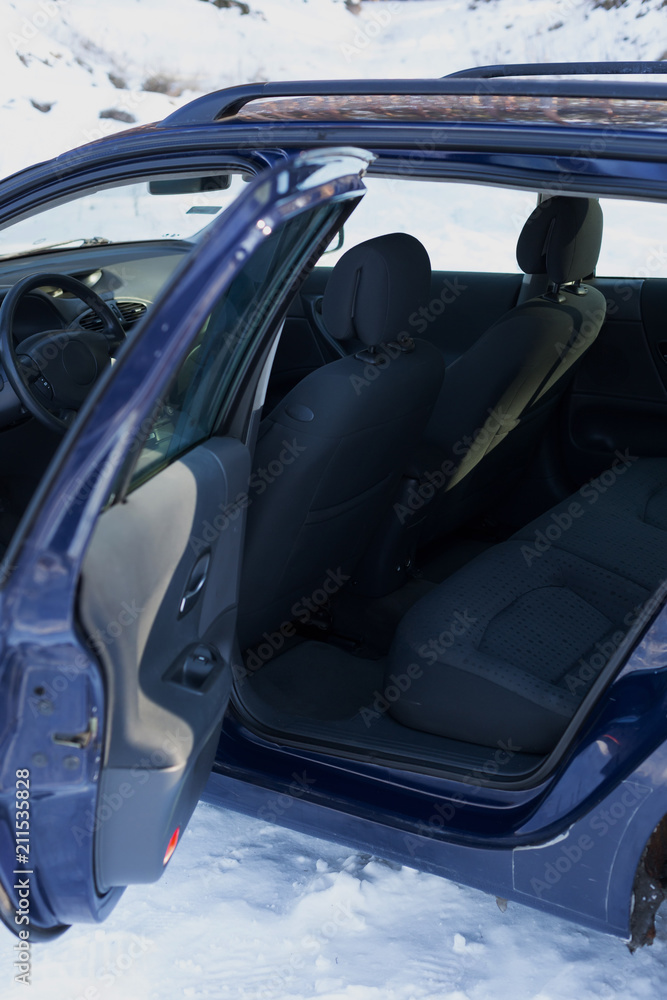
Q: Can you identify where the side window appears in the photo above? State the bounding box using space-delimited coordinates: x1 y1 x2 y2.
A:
596 197 667 278
0 172 250 258
128 200 341 490
319 178 537 272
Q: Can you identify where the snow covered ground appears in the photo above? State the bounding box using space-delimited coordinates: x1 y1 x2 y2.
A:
3 801 667 1000
1 0 667 179
2 0 667 996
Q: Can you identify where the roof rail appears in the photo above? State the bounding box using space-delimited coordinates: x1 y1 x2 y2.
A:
158 67 667 128
447 61 667 79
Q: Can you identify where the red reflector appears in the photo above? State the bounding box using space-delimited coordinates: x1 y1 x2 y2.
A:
163 827 180 866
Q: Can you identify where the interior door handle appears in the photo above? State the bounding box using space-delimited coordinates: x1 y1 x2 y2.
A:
179 551 210 617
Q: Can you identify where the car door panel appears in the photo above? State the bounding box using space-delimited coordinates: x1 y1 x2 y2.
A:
641 277 667 388
79 438 249 888
566 277 667 480
0 146 371 934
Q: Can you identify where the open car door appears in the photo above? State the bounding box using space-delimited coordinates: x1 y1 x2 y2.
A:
0 148 370 937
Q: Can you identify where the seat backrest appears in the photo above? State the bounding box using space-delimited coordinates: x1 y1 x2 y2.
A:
418 197 606 542
237 234 445 648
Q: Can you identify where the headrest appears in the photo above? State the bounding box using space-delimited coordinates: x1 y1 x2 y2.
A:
516 197 603 285
321 233 431 346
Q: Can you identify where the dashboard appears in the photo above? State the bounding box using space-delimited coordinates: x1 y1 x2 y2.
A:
0 241 196 552
0 241 191 345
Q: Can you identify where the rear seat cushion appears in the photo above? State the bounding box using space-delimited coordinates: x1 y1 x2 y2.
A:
387 539 649 754
515 456 667 590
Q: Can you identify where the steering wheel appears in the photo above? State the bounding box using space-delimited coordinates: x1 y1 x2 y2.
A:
0 272 125 433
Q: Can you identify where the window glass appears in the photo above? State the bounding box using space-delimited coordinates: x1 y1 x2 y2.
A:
596 197 667 278
320 178 537 272
0 172 250 259
130 200 341 489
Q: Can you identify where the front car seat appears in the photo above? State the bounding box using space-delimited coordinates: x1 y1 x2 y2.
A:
237 233 446 648
415 196 606 546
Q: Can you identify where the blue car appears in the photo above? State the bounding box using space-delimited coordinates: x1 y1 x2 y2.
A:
2 61 667 954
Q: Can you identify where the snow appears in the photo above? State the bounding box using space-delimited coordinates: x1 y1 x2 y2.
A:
1 0 667 179
3 803 667 999
2 0 667 995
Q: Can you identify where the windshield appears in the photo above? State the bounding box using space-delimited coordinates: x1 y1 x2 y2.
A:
0 172 250 260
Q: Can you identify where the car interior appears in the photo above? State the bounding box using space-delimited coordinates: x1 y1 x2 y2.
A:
231 179 667 783
2 169 667 790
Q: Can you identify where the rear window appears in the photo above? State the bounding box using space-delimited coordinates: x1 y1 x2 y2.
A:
319 178 536 273
596 197 667 278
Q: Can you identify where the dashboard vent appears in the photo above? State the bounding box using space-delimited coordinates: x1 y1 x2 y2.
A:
117 300 148 327
78 311 104 332
79 299 148 332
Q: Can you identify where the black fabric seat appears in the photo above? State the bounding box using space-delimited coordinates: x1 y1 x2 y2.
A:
515 456 667 590
387 540 648 754
387 457 667 755
237 234 445 648
414 196 607 546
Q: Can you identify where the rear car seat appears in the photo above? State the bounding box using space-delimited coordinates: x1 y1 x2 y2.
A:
515 455 667 589
386 457 667 755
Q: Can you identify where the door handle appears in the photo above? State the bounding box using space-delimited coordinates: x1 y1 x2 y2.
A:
179 551 210 617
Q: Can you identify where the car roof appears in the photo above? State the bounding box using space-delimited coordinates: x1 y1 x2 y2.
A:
157 62 667 131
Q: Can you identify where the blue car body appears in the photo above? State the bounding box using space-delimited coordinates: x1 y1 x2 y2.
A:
1 65 667 949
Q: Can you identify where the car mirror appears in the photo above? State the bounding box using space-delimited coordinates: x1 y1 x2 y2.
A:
148 175 232 195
